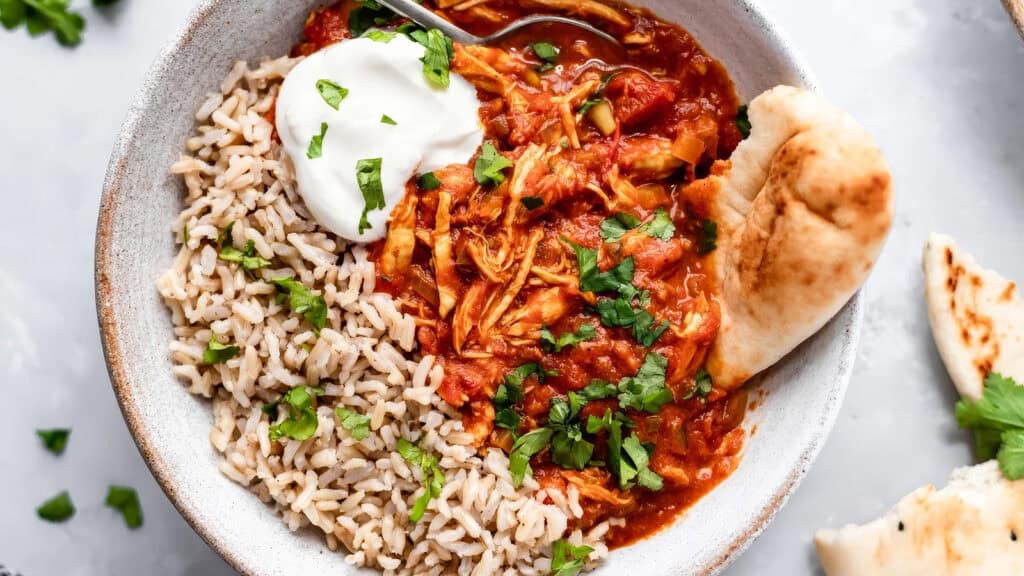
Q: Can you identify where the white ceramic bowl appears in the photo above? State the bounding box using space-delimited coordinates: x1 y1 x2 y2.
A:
96 2 857 575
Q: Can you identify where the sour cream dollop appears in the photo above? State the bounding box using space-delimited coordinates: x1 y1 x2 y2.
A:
276 35 483 242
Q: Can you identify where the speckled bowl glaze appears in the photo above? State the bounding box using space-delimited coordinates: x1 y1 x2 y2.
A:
96 1 856 575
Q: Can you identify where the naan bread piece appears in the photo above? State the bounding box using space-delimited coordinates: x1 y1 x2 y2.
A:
923 234 1024 400
815 461 1024 575
705 86 893 389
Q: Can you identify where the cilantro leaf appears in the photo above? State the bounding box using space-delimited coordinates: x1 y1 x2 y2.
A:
272 277 327 332
620 433 663 491
1 0 27 30
580 380 618 401
509 427 553 487
474 142 514 187
363 28 397 42
105 486 143 529
356 157 385 235
631 311 669 347
335 407 371 440
493 364 543 433
37 491 74 522
268 386 320 442
618 353 673 413
306 122 328 159
540 323 597 353
550 426 593 470
697 219 718 254
521 195 544 210
998 429 1024 480
599 213 642 243
5 0 85 46
36 428 70 455
203 333 240 365
684 369 713 400
316 79 349 110
397 438 444 522
219 239 272 271
412 28 454 88
564 239 637 297
736 105 751 139
530 41 560 73
551 538 593 576
348 0 397 37
642 207 676 241
380 114 397 125
595 293 668 346
419 171 442 190
957 373 1024 479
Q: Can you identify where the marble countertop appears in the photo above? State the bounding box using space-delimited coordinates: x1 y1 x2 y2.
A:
1 0 1021 574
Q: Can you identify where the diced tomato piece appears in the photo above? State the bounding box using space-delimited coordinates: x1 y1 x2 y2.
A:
605 71 677 130
294 5 351 55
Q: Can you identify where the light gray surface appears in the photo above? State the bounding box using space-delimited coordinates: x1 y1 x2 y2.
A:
0 1 1021 575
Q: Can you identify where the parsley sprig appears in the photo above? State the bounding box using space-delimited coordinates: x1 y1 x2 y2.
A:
956 372 1024 479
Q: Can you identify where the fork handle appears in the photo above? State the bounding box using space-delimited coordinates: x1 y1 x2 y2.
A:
373 0 481 45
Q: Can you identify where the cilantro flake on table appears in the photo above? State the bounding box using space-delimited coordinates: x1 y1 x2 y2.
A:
105 485 143 528
36 428 70 455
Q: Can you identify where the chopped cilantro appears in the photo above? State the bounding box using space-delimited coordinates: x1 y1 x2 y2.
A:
617 353 673 413
643 207 676 241
380 114 397 125
698 219 718 254
306 122 328 159
521 196 544 210
363 28 397 42
419 171 442 190
530 41 560 72
564 239 637 298
736 105 751 138
273 277 327 332
1 0 85 46
36 428 70 455
203 333 240 365
600 208 675 243
105 486 143 529
580 380 618 401
37 491 75 522
408 28 454 88
551 538 593 576
336 407 371 440
219 221 235 248
219 239 272 271
599 213 642 243
578 98 602 115
684 369 713 400
356 157 385 235
540 323 597 353
315 79 349 110
397 438 444 522
348 0 397 37
474 142 514 187
268 386 320 442
509 427 553 487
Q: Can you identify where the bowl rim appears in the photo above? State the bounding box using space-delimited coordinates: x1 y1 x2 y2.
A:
95 2 850 575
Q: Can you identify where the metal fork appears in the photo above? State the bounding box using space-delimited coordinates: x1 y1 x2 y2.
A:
373 0 619 45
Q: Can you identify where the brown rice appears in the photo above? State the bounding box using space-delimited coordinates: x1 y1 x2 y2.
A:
157 55 614 575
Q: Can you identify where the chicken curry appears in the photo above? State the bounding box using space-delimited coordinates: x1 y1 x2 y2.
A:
298 0 749 547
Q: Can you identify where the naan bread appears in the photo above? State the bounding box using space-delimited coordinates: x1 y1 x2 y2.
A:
923 234 1024 400
815 460 1024 575
704 86 893 389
